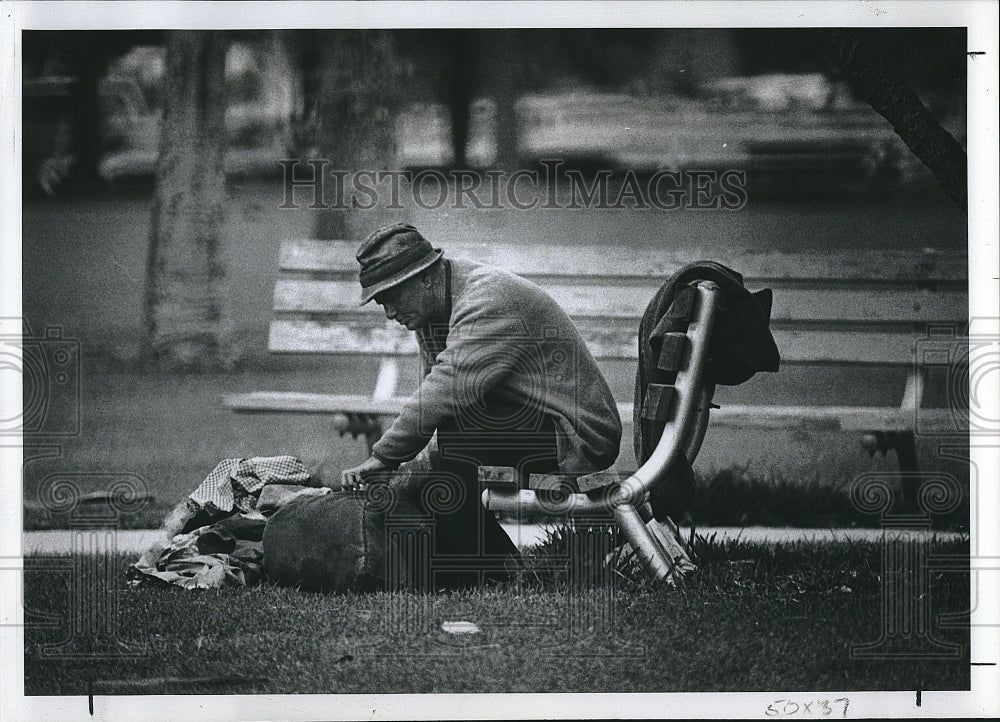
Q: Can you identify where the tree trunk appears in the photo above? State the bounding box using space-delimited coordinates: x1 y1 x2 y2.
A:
443 31 476 169
816 28 967 209
484 31 522 171
142 31 231 370
69 49 105 184
313 31 404 240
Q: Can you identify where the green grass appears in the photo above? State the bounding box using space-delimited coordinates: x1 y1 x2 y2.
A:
24 536 970 695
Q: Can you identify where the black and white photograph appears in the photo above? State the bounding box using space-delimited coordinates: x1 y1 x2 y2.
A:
2 1 998 719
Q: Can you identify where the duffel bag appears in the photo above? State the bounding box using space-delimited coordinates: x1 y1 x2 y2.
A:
262 487 428 593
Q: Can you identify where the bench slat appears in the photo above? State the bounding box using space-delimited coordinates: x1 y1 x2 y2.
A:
224 392 409 415
771 329 925 365
270 319 952 366
708 405 959 431
273 278 966 324
279 239 967 282
270 320 417 355
223 391 962 433
253 242 970 446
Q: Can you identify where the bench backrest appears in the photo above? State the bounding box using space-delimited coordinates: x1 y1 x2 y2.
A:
270 240 968 367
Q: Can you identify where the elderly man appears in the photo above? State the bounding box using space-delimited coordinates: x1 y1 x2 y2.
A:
341 223 622 585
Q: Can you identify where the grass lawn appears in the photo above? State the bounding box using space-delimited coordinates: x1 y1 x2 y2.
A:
23 536 970 695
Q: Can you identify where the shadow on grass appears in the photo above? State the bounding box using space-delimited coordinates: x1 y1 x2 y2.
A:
522 522 969 595
23 462 970 532
23 534 970 695
689 464 969 531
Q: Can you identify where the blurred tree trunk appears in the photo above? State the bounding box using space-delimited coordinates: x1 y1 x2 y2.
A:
260 31 296 150
28 31 148 190
484 31 522 171
313 31 404 240
816 28 967 209
443 31 476 168
69 49 105 184
142 31 232 370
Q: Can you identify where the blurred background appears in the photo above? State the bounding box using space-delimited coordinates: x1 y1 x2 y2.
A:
19 29 969 525
23 29 965 195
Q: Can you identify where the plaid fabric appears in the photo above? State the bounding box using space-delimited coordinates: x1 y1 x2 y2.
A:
188 456 311 514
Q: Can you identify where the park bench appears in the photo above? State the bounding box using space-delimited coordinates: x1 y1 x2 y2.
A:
224 239 967 579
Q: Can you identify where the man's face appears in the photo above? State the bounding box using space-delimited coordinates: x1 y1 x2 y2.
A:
373 273 435 330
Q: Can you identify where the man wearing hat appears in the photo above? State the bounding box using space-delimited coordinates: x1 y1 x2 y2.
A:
342 223 622 585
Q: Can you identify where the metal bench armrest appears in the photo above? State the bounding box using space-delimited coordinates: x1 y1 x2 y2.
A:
619 280 722 502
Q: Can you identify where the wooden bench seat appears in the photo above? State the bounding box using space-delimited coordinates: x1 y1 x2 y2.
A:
224 239 967 458
226 393 956 434
224 239 966 581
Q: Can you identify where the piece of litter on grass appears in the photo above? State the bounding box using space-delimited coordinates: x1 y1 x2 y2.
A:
442 621 480 634
836 585 853 593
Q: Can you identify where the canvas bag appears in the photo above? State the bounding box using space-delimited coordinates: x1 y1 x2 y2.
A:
262 487 429 593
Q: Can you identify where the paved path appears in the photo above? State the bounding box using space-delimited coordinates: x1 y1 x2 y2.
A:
20 524 965 555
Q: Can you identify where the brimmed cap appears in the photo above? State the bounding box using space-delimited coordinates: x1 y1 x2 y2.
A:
356 223 443 305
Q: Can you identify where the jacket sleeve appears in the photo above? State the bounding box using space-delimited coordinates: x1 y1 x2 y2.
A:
372 288 529 466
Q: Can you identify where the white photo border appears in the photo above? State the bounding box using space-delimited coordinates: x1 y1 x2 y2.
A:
2 2 997 719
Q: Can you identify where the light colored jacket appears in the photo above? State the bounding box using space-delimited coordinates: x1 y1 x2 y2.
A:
372 258 622 473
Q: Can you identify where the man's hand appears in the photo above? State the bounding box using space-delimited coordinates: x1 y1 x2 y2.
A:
340 456 391 490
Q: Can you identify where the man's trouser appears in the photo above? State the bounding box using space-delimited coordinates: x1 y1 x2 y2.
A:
419 401 559 588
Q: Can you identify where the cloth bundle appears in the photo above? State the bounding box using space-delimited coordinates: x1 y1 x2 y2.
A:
127 517 267 590
129 455 431 593
188 455 312 515
128 456 326 590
